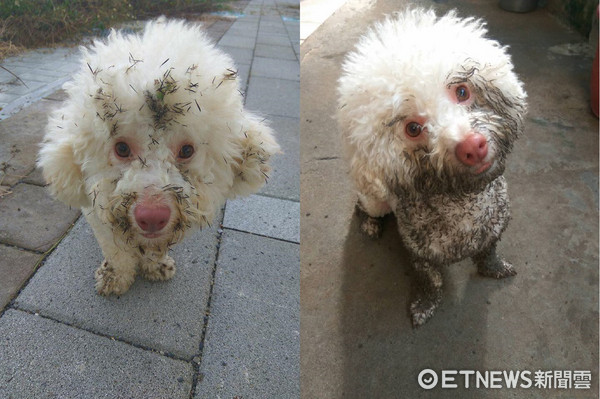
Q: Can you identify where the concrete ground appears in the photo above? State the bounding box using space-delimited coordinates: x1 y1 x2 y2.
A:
301 0 598 398
0 0 299 397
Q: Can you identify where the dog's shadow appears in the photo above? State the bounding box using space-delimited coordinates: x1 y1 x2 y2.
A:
340 210 506 398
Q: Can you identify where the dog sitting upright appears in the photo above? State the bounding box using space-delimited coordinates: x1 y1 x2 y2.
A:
337 9 527 326
39 19 279 295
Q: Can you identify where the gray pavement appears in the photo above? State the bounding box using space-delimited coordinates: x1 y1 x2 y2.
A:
0 0 299 397
301 0 598 398
0 48 80 120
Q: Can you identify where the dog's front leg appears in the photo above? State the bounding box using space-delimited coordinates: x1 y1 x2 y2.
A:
355 193 392 238
138 252 176 282
85 210 138 295
95 251 138 296
409 260 443 327
473 243 517 279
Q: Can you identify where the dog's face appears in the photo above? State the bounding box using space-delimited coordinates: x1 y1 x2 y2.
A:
338 9 527 197
89 113 224 249
383 60 527 196
83 66 250 249
39 20 279 250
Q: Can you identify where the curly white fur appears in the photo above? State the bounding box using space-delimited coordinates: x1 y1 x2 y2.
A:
38 18 279 295
337 9 527 326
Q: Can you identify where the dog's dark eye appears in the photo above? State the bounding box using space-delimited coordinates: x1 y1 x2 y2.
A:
178 144 194 159
115 142 131 158
456 85 470 102
405 122 423 138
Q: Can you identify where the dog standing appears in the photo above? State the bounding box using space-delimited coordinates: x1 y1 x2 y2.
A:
39 19 279 295
337 9 527 326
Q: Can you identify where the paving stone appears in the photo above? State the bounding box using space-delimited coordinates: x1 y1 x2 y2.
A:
237 63 251 91
0 309 193 399
0 69 14 84
36 59 80 74
217 45 254 65
223 195 299 243
196 230 299 399
1 80 46 95
260 115 299 200
21 167 45 186
204 19 233 43
218 33 256 49
254 43 298 60
245 76 299 118
0 90 20 105
0 98 64 185
257 33 292 46
12 67 60 82
0 184 81 252
225 21 260 36
0 76 69 120
43 88 69 102
238 13 261 22
259 18 286 28
14 216 221 359
0 245 41 310
259 24 289 35
251 56 299 81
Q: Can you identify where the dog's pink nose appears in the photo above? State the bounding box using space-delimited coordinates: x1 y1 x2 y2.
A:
455 133 488 166
134 205 171 233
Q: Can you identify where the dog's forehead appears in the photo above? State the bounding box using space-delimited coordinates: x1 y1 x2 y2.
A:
88 53 240 145
91 80 216 144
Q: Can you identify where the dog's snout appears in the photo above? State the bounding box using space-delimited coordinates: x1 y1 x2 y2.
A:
455 133 488 167
134 205 171 233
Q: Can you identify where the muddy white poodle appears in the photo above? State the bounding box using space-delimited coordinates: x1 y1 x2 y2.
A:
337 9 527 326
39 19 279 295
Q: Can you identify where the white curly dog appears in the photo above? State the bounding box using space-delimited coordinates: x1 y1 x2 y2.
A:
39 19 279 296
337 9 527 326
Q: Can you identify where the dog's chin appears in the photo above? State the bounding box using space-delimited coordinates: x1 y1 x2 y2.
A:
133 230 176 246
141 232 165 239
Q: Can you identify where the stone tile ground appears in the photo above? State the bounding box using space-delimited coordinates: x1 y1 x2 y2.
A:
0 0 299 397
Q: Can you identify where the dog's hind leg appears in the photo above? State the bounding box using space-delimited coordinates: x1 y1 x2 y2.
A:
473 243 517 279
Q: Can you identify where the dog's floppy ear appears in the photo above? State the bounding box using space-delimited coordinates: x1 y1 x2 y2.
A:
38 123 91 208
228 115 280 198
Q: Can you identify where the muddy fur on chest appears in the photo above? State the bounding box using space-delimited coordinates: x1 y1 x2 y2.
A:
356 176 517 327
395 176 510 265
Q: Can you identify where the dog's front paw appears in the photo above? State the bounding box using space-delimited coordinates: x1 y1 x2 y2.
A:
360 216 384 239
354 203 385 239
95 260 135 296
139 256 176 281
478 258 517 279
410 293 441 327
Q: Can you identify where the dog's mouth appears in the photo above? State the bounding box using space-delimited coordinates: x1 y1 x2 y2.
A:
473 161 492 175
141 232 164 239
